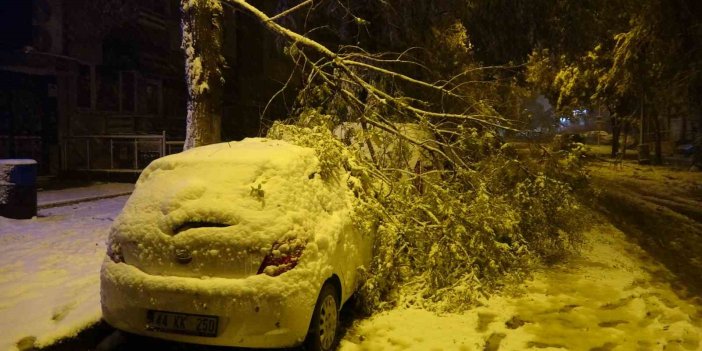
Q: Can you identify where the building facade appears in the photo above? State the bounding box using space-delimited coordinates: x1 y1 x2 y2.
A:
0 0 187 175
1 0 305 176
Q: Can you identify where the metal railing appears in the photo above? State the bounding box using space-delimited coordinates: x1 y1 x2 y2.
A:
61 131 183 172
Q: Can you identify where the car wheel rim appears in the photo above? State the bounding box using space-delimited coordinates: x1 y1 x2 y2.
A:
319 294 337 350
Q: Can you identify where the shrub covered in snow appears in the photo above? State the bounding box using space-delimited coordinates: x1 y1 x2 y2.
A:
267 109 588 313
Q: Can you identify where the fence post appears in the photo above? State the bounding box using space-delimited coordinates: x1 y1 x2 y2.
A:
61 140 66 170
161 130 165 156
86 138 90 170
133 138 138 170
110 139 114 169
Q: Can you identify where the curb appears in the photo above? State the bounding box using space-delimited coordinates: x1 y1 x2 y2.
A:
38 192 133 209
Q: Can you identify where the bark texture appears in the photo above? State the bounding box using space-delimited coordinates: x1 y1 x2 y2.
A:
181 0 225 150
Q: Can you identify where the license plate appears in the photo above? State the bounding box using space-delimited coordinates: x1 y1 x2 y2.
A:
146 310 219 337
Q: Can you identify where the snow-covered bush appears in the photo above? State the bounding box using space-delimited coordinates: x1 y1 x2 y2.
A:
267 109 587 313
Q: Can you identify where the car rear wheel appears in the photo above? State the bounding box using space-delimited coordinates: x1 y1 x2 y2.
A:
305 283 339 351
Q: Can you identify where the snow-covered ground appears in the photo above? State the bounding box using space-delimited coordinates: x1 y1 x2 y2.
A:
0 196 128 351
2 188 701 351
340 223 702 351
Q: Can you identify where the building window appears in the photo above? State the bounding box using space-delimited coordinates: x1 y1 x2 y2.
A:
96 67 119 111
76 64 91 109
163 82 186 119
138 78 161 115
120 71 136 113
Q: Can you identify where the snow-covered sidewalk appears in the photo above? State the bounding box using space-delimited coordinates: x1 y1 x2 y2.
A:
0 196 129 351
340 223 702 350
38 183 134 209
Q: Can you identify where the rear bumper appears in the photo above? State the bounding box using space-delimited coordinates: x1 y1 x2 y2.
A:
100 259 319 348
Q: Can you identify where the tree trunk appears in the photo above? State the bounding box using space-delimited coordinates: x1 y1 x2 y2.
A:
611 115 621 158
681 115 688 142
621 119 629 158
181 0 225 150
693 86 702 168
652 114 662 164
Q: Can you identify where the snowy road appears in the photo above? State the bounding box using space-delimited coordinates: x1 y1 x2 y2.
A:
0 196 128 351
339 222 702 350
3 196 702 351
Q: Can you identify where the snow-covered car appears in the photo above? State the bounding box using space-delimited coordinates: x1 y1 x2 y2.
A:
100 138 372 351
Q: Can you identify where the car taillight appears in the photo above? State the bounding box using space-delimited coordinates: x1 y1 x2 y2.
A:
257 238 306 276
107 243 124 263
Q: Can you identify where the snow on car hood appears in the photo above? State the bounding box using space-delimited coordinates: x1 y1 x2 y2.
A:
108 138 354 279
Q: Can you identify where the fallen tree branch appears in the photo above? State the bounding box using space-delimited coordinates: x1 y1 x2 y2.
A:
267 0 314 22
225 0 513 130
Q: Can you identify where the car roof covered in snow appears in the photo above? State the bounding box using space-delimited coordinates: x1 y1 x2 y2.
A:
144 138 316 173
113 138 354 254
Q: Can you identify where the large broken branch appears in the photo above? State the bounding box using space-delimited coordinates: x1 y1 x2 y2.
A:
267 0 314 22
225 0 512 129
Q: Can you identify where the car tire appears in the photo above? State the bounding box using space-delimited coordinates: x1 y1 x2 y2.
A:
305 282 340 351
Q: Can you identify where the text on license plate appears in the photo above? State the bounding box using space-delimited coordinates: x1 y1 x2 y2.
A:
146 310 219 337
